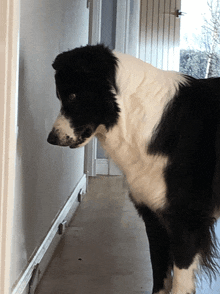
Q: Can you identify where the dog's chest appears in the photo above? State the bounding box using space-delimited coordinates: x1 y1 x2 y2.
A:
99 129 168 211
126 154 168 211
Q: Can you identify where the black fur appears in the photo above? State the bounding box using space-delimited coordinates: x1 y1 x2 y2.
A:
135 203 172 293
148 77 220 281
52 45 120 137
48 45 220 293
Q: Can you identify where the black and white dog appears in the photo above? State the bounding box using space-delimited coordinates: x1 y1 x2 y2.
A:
47 44 220 294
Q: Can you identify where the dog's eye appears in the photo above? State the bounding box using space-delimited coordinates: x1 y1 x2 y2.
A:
69 94 76 101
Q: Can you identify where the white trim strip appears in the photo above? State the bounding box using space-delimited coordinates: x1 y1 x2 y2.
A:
88 0 102 45
11 174 87 294
115 0 127 52
0 0 20 293
96 159 109 175
85 0 102 177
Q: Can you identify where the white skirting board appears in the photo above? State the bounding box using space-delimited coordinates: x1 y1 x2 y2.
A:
96 159 109 175
96 159 123 176
11 174 87 294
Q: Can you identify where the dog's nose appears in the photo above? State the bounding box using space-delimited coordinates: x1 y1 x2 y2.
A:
47 129 60 145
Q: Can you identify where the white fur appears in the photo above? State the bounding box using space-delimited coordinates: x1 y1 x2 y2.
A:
53 112 77 142
163 270 173 294
172 255 200 294
51 52 188 211
52 113 98 148
96 52 188 211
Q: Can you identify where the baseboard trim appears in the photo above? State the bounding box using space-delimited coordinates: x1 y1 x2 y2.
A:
96 159 109 175
11 174 87 294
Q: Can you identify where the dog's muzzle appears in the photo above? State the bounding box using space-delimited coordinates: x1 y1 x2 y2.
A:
47 128 69 147
47 125 95 149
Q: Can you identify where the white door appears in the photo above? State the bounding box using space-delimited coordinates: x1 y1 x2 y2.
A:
139 0 181 71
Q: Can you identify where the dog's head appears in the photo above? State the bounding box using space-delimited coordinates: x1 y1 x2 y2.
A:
47 45 120 149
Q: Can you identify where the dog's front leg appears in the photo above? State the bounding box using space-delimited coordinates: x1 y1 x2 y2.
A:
136 204 173 294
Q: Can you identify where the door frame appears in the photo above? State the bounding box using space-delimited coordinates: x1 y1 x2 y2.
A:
115 0 131 53
107 0 140 176
84 0 102 177
0 0 20 293
91 0 140 176
87 0 128 176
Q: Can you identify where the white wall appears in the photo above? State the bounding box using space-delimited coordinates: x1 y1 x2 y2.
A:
10 0 89 291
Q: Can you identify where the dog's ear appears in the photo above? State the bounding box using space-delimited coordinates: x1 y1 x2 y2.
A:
52 52 69 71
52 44 118 74
52 62 57 70
52 49 79 71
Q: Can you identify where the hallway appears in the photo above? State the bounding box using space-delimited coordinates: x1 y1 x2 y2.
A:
35 176 152 294
36 176 220 294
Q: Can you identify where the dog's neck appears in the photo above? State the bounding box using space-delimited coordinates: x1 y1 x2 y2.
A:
96 52 187 161
95 53 187 208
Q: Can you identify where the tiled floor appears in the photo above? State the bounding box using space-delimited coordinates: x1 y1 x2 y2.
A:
36 176 220 294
